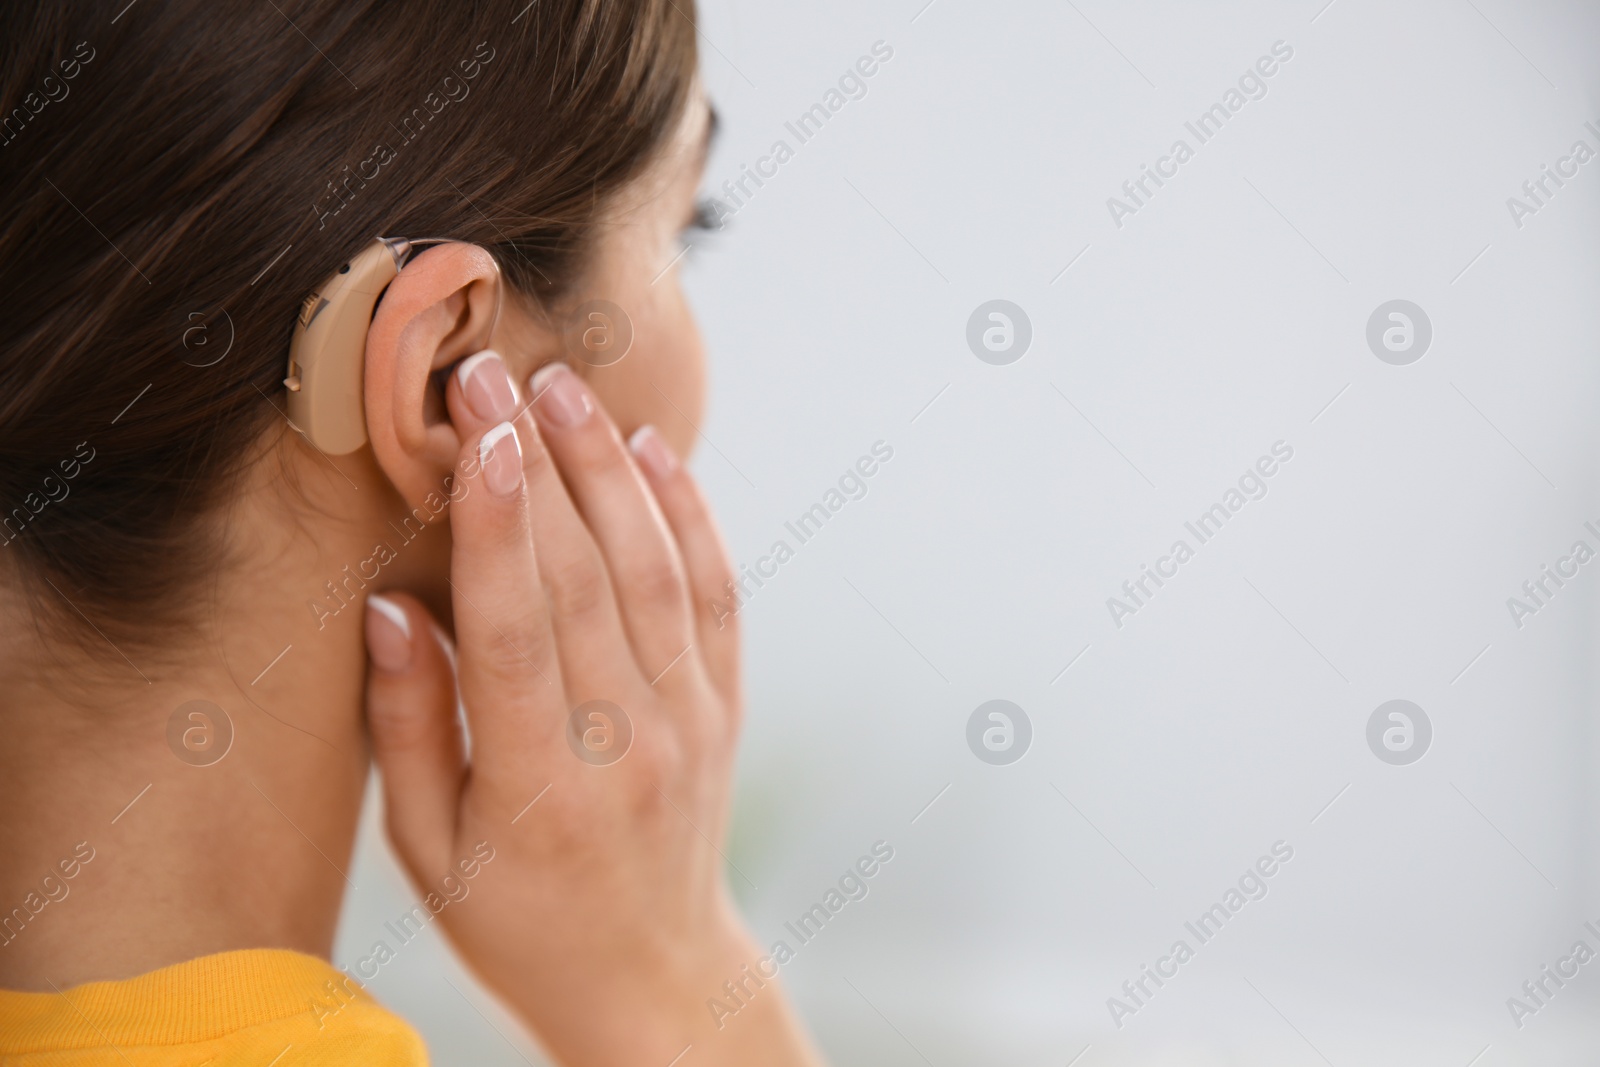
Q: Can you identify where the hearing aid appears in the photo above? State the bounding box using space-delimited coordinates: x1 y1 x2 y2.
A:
284 236 502 455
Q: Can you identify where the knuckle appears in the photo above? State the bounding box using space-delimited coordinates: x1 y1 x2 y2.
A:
622 557 685 609
546 554 611 623
628 728 685 792
476 609 554 683
368 700 436 755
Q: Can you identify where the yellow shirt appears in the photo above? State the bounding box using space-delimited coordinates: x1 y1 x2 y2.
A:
0 949 427 1065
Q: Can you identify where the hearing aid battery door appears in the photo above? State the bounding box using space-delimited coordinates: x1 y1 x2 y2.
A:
285 239 405 455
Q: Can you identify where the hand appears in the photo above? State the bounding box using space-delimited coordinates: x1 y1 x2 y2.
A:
361 352 821 1066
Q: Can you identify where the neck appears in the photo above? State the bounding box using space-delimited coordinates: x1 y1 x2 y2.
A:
0 446 441 991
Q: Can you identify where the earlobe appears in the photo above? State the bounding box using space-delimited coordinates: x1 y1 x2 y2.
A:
365 243 503 511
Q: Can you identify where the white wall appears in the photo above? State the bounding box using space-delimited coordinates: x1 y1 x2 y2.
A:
337 1 1600 1062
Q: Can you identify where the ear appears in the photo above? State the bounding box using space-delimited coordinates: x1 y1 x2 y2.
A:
365 243 501 510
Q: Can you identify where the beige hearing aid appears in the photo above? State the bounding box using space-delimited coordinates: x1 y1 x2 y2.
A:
284 237 412 455
285 236 501 455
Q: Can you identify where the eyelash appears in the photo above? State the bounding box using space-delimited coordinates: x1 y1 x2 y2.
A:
687 197 723 234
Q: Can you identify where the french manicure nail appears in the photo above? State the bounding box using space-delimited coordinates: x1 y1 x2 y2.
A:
628 425 678 477
457 349 518 423
366 594 413 673
530 362 592 428
480 421 523 496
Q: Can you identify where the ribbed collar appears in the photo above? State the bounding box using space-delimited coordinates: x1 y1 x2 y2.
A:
0 948 358 1052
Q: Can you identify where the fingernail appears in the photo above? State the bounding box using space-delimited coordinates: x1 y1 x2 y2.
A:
480 422 523 496
530 362 592 428
457 349 517 423
366 594 412 673
628 425 678 477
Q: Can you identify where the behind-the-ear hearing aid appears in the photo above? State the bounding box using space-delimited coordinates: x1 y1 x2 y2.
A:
284 236 502 455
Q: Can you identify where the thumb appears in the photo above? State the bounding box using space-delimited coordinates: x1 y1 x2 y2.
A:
365 591 465 881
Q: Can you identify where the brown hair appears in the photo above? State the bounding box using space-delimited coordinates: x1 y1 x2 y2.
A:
0 0 696 651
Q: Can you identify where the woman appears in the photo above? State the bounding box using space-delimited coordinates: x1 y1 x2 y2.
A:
0 1 822 1063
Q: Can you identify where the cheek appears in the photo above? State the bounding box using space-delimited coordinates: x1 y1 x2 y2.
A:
588 287 705 457
656 318 705 459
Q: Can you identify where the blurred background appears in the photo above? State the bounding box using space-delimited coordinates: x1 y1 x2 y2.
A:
336 0 1600 1062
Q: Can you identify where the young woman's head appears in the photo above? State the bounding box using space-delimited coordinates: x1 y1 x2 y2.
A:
0 1 752 1000
0 0 711 670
